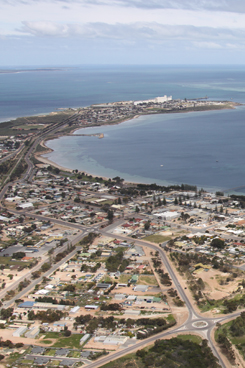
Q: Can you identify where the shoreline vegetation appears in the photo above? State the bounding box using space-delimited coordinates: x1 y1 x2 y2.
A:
1 98 239 185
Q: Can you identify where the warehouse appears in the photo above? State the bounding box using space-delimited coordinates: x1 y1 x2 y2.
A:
25 326 40 338
70 306 80 314
85 305 99 310
13 326 28 337
80 334 91 345
103 335 128 345
33 302 66 311
133 285 148 292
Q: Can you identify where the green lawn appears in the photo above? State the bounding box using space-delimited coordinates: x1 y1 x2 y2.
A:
166 314 176 323
42 332 60 339
45 349 56 356
0 256 32 266
21 359 34 364
143 235 171 243
40 332 82 349
52 334 82 349
49 360 61 366
68 350 81 358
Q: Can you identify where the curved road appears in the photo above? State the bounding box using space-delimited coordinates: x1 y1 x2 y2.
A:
0 114 239 367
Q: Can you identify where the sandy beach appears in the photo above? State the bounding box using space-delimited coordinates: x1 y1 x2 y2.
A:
35 139 112 180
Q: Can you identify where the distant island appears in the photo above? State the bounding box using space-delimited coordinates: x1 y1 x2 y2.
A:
0 68 62 74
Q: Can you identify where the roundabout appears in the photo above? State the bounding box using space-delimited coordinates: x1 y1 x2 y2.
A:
192 321 209 329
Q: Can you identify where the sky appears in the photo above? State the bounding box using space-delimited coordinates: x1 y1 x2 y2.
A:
2 0 245 66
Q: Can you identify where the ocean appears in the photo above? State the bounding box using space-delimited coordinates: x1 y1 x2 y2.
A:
2 65 245 192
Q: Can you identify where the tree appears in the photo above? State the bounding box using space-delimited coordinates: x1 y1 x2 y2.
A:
12 252 25 260
211 238 225 249
63 329 71 337
107 210 114 223
54 168 60 174
41 263 51 272
0 308 13 319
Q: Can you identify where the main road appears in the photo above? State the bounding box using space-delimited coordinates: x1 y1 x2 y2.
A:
0 115 237 367
0 207 232 367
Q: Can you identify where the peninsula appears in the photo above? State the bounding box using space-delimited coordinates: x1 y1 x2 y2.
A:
0 96 244 368
0 96 236 177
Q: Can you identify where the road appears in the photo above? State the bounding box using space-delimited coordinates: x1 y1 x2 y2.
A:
0 207 233 367
0 115 238 367
0 204 233 367
1 230 85 307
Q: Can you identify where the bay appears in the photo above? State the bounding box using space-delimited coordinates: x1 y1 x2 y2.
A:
44 105 245 193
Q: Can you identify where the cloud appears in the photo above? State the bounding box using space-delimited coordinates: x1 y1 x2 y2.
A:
2 0 245 13
18 21 245 44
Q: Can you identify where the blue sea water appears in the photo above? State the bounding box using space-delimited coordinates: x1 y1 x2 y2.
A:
1 64 245 122
2 65 245 192
44 106 245 193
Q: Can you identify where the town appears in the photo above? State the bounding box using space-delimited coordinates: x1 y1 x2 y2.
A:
0 98 243 368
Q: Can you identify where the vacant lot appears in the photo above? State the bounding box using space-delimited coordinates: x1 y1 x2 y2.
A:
143 235 171 244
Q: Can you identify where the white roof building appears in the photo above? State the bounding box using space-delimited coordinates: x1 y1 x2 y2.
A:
103 335 128 345
13 326 28 337
70 306 80 314
154 211 180 220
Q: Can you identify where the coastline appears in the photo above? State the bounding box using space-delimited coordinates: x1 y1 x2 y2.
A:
35 140 110 180
35 101 239 190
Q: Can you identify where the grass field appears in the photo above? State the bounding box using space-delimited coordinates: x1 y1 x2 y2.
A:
41 332 83 349
0 111 74 136
52 334 82 349
138 275 158 286
102 275 113 283
0 256 32 267
12 124 45 130
166 314 176 323
215 320 245 345
118 274 131 283
176 334 202 344
143 235 171 243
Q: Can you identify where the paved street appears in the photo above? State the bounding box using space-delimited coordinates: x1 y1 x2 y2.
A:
0 116 241 368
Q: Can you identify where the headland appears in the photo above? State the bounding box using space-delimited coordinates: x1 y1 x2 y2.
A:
0 96 239 185
35 97 238 179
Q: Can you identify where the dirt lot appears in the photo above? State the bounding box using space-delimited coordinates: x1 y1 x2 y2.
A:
199 268 242 300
